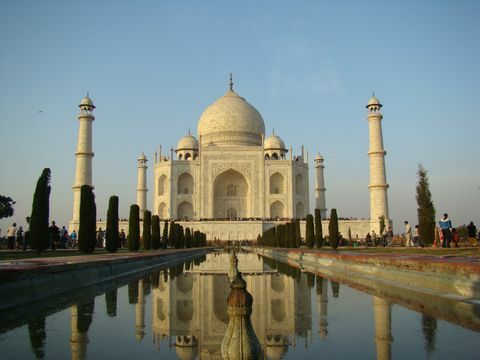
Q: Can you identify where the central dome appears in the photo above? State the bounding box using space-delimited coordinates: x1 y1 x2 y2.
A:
198 89 265 146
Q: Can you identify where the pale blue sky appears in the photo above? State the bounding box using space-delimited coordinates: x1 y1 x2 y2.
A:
1 0 479 233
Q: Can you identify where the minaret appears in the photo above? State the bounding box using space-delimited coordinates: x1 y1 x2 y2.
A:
373 296 393 360
314 154 327 219
72 95 95 226
70 305 89 360
135 279 146 341
136 152 148 219
316 276 328 340
366 95 389 225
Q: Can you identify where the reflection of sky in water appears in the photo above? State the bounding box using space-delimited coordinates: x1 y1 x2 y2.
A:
1 252 480 359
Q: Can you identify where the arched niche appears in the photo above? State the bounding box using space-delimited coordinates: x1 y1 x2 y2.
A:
270 172 285 194
177 172 194 194
158 175 167 196
270 201 284 218
177 201 193 220
213 169 249 218
158 202 167 219
296 202 304 218
295 174 304 195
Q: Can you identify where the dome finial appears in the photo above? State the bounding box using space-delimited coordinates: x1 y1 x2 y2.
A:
87 91 90 98
188 128 191 135
229 73 233 91
272 128 275 135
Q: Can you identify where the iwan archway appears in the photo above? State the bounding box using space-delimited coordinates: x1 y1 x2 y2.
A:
213 169 249 219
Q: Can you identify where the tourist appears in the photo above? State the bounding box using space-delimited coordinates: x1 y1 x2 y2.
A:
6 223 17 250
404 221 412 247
24 216 30 250
371 230 377 246
70 230 77 248
60 226 68 249
439 213 452 248
467 221 477 247
413 225 420 247
16 226 24 250
451 228 460 247
96 228 104 248
365 233 372 247
49 221 59 250
119 229 126 248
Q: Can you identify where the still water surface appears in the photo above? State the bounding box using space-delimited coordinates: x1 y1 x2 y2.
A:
1 251 479 359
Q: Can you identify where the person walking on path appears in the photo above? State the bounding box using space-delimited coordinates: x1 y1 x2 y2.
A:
413 225 420 247
49 221 59 250
404 221 412 247
70 230 77 248
439 213 452 248
16 226 24 250
119 229 126 249
6 223 17 250
467 221 477 247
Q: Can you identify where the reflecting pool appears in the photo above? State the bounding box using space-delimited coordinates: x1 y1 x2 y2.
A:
1 251 479 359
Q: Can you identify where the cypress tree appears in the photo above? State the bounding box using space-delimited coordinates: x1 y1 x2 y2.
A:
128 204 140 251
105 195 119 252
328 208 340 249
78 185 96 254
314 208 323 248
185 228 192 248
294 219 301 248
30 168 51 253
162 220 169 249
142 210 152 250
305 214 315 249
416 164 436 246
288 221 294 248
179 225 185 248
331 281 340 297
151 215 161 250
28 315 46 359
128 279 139 304
168 221 175 248
105 289 117 317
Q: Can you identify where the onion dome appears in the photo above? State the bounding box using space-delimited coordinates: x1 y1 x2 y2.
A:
198 79 265 146
264 131 286 150
138 152 147 161
314 153 324 161
177 133 199 151
175 336 198 360
366 94 382 109
79 95 95 108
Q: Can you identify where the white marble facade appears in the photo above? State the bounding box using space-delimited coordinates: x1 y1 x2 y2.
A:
153 83 309 223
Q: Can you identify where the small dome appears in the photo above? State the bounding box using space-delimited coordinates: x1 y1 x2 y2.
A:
177 134 199 150
198 89 265 146
79 96 95 108
315 153 324 161
366 95 382 108
138 152 147 161
264 132 286 150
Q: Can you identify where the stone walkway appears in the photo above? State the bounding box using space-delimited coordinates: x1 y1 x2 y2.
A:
0 248 204 274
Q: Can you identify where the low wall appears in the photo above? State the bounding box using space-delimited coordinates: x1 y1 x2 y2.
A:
71 219 377 242
249 247 480 299
0 249 210 311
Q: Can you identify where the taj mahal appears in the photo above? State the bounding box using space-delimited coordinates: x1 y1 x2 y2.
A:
69 76 390 241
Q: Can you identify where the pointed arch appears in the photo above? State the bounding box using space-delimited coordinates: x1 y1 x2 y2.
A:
213 169 249 218
295 174 304 195
158 202 167 219
270 201 284 218
177 172 194 194
177 201 193 220
270 172 285 194
158 174 167 196
296 202 305 218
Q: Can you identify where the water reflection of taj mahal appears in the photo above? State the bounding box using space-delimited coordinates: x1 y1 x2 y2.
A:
152 252 313 359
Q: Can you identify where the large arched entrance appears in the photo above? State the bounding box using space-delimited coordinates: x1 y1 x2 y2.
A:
213 169 249 219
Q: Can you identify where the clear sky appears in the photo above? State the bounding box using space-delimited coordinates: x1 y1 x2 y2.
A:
1 0 479 234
